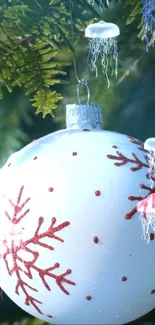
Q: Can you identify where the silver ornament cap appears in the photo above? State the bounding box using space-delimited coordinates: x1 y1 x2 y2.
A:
66 104 104 130
66 79 103 130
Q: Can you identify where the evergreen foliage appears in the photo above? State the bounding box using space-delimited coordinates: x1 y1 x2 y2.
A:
0 0 149 119
1 316 49 325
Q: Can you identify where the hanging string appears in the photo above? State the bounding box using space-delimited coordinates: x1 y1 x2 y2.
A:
68 0 90 104
69 0 81 83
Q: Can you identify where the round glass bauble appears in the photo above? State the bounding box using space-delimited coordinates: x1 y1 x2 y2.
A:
0 104 154 324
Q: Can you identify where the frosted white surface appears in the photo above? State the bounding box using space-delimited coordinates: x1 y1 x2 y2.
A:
85 21 120 39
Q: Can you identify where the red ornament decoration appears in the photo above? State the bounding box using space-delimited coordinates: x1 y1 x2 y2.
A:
48 187 54 192
95 190 101 196
86 295 92 301
93 236 99 243
1 185 75 317
122 276 127 282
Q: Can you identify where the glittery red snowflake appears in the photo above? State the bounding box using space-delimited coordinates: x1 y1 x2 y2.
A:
107 136 155 220
2 185 75 318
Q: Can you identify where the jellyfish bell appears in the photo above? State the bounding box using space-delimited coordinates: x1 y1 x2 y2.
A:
85 20 120 87
144 137 155 152
85 21 120 39
138 193 155 213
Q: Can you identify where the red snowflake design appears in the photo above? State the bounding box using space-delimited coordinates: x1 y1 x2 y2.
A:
2 185 76 317
107 136 155 220
5 185 30 224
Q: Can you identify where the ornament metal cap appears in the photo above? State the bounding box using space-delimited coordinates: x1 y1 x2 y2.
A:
66 79 103 130
66 103 103 130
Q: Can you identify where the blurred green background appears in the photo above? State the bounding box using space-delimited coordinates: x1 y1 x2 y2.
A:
0 0 155 324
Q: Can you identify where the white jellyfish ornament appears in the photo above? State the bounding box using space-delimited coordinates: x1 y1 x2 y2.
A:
144 137 155 187
137 138 155 243
85 20 120 87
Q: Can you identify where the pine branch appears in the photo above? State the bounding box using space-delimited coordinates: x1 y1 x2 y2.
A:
0 316 50 325
0 87 31 166
125 0 155 48
0 0 117 118
0 1 73 118
125 0 142 26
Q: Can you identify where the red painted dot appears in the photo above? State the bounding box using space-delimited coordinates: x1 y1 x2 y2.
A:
72 152 77 156
55 262 60 268
150 233 154 240
93 236 99 244
83 129 90 131
122 276 127 282
48 187 54 192
86 295 92 301
151 289 155 294
8 163 11 167
33 156 38 160
95 190 101 196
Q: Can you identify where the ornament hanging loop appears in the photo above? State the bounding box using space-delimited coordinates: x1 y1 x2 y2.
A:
77 79 90 105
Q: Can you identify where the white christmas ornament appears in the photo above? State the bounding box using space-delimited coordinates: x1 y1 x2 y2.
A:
0 103 155 324
85 20 120 86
